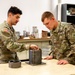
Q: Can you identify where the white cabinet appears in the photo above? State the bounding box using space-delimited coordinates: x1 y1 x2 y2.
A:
17 38 51 60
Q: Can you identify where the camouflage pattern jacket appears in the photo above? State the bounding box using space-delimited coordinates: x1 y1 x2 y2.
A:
0 21 30 63
50 22 75 65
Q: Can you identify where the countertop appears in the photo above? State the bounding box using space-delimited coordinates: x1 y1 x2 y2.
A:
18 37 51 43
0 59 75 75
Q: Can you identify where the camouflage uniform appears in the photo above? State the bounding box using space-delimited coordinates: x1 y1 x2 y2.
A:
0 21 30 63
50 22 75 65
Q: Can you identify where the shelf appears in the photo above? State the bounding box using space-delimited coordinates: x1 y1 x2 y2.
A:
67 15 75 16
61 4 75 24
18 37 51 43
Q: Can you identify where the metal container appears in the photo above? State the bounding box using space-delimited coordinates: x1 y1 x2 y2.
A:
29 49 42 65
9 60 21 68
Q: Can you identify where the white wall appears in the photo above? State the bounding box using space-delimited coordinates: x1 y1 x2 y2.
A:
0 0 75 36
61 0 75 4
0 0 58 36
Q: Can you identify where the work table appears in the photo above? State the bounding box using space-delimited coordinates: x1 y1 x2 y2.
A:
0 59 75 75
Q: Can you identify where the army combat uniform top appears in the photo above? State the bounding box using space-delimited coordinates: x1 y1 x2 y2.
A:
0 21 30 63
50 22 75 65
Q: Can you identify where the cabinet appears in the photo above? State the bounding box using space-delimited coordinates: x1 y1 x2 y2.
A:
61 4 75 24
17 38 51 60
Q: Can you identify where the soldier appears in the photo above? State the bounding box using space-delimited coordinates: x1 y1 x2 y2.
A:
41 11 75 65
0 6 39 63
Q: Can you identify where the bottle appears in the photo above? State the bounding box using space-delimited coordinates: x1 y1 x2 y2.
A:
23 30 26 37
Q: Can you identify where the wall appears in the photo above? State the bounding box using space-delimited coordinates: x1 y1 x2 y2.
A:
0 0 58 36
0 0 75 36
61 0 75 4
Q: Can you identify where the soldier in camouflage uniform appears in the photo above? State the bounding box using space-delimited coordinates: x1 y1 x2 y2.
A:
41 11 75 65
0 6 39 63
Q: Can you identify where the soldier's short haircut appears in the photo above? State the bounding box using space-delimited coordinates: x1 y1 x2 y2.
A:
8 6 22 15
41 11 54 22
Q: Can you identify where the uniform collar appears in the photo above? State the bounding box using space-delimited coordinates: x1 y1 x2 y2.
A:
4 21 13 29
51 21 61 33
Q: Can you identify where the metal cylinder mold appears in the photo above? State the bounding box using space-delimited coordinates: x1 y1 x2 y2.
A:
29 49 42 65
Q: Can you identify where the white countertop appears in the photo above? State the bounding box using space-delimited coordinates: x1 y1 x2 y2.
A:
0 59 75 75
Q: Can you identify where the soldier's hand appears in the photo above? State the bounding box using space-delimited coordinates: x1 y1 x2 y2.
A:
57 59 69 65
29 44 39 50
43 56 53 60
